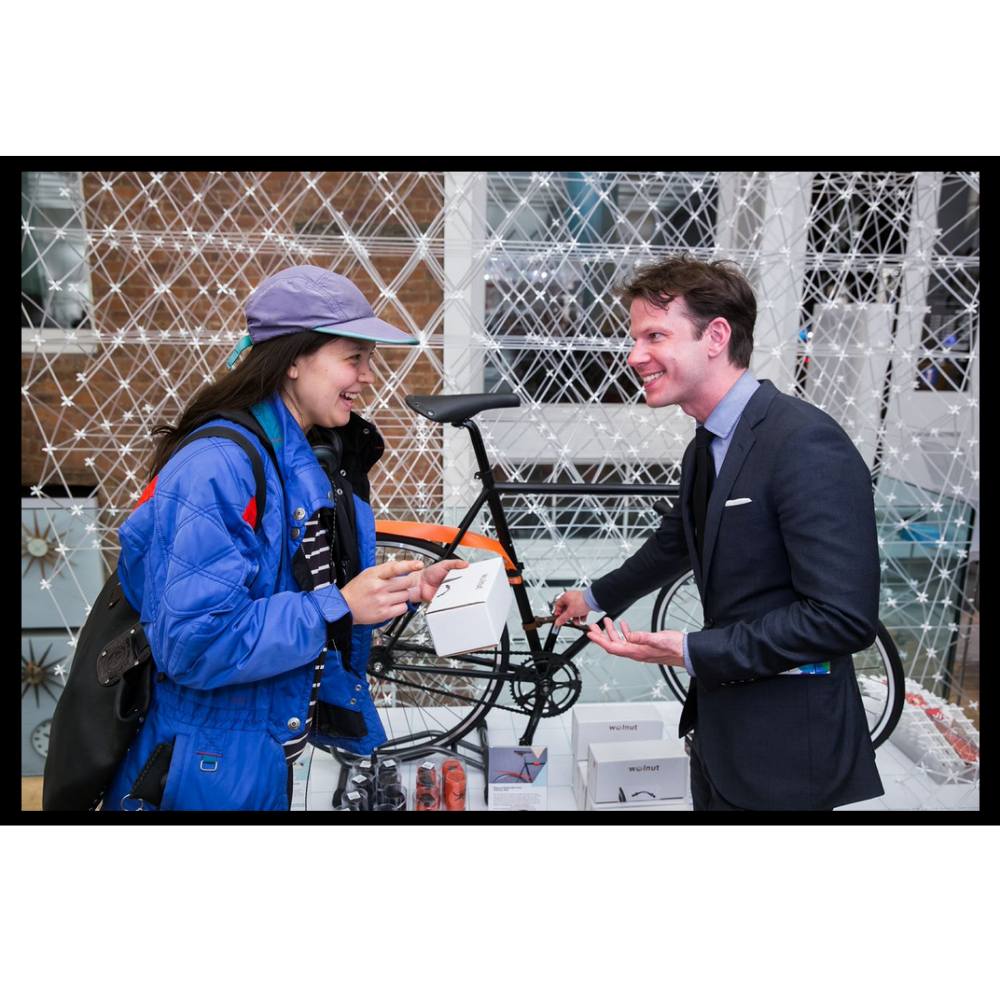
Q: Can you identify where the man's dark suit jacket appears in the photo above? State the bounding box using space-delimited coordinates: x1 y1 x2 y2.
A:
591 379 884 810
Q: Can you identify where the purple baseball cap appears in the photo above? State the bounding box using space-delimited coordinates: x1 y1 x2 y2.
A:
227 265 418 368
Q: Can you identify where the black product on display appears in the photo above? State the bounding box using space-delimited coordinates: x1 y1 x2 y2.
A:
380 788 407 811
343 790 365 811
376 758 400 787
350 773 375 809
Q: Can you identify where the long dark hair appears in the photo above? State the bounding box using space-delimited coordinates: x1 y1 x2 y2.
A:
147 331 334 479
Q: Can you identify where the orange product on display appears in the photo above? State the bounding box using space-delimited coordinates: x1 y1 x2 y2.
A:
415 790 440 811
443 760 467 811
444 777 466 811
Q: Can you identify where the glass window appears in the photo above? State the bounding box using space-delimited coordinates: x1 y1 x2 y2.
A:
21 171 93 331
483 172 719 403
917 174 979 392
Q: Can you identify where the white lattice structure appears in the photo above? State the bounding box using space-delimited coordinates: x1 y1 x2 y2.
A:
22 171 980 805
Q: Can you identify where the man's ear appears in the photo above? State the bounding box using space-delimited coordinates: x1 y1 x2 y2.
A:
705 317 732 359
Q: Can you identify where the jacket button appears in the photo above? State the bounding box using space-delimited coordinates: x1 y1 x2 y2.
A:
355 684 362 692
350 698 357 705
290 528 300 540
293 507 306 521
340 470 346 477
287 717 301 731
703 617 714 629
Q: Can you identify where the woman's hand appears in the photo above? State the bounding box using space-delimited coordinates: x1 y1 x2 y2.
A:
404 559 470 606
341 560 425 625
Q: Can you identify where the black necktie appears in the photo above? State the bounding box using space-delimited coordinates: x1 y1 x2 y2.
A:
693 426 715 566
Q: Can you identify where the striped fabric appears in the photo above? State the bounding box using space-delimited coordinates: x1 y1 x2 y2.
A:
283 510 334 765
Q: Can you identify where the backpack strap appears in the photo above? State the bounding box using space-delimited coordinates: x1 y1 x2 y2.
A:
214 410 280 471
178 410 282 533
180 426 270 530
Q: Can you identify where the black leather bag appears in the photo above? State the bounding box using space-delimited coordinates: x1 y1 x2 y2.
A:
43 570 155 810
43 414 277 811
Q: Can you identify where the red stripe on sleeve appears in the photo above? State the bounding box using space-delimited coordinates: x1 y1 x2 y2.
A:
242 496 257 529
134 476 158 511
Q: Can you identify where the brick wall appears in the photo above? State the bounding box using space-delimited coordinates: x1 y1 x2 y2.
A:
21 172 446 507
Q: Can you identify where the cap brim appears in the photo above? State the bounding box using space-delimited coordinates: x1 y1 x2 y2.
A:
313 316 419 346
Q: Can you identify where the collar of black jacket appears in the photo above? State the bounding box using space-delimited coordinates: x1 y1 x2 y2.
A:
310 412 384 504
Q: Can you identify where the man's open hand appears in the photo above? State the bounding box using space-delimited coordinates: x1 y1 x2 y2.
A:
586 618 686 666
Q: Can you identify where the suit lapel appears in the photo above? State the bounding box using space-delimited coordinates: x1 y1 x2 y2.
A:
700 424 754 589
680 439 702 589
699 379 779 591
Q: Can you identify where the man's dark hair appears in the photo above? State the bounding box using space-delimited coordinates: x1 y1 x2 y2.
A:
615 254 756 368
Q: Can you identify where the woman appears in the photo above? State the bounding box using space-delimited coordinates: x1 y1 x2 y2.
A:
102 265 465 810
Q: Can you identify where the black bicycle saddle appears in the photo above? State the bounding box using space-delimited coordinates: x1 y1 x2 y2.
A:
405 393 520 425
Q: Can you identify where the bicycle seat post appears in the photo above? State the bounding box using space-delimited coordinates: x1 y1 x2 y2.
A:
459 417 541 646
459 417 496 492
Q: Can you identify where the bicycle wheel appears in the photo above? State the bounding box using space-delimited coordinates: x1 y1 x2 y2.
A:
651 569 905 749
371 533 507 756
650 571 701 703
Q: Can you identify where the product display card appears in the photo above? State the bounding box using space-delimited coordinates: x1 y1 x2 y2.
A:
487 745 548 811
289 748 312 811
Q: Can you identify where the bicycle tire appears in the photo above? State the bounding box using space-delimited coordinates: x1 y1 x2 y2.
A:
371 533 507 756
651 569 905 749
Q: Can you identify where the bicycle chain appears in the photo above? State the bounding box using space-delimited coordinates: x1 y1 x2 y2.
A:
371 656 581 717
371 664 541 716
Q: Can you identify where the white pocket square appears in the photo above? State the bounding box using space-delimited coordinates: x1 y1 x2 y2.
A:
725 498 753 506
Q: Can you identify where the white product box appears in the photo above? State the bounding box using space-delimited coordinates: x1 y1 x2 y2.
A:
574 760 588 810
583 790 691 811
571 703 664 760
587 739 688 804
424 557 513 657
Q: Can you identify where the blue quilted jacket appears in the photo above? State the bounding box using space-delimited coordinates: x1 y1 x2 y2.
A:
102 394 387 811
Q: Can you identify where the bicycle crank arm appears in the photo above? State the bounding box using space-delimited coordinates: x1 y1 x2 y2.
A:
520 697 547 745
527 615 589 632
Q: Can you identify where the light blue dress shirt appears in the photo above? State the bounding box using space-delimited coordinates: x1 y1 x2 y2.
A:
583 369 761 676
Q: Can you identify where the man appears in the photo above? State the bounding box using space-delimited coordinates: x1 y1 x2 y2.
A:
555 255 884 811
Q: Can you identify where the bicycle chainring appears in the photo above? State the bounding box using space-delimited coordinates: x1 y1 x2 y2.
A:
509 652 582 718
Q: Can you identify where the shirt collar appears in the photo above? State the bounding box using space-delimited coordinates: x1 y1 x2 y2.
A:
701 369 760 441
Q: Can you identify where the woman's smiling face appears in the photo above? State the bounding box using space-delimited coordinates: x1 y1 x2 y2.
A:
280 336 375 432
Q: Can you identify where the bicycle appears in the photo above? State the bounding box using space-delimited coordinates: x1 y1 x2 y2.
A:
367 392 905 767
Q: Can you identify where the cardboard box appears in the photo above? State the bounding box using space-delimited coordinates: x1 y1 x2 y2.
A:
587 739 688 804
424 557 512 657
583 789 691 811
574 760 588 810
571 703 664 761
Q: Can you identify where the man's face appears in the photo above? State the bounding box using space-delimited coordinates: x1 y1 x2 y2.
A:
627 295 710 413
